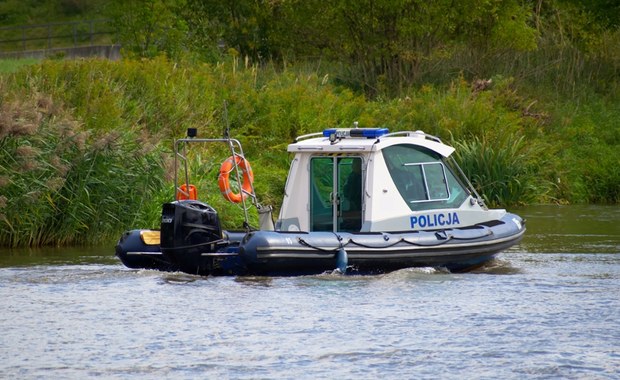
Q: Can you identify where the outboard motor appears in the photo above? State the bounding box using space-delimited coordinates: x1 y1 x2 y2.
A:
160 200 225 273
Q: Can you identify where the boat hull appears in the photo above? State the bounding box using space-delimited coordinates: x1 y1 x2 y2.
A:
115 229 180 272
116 213 525 276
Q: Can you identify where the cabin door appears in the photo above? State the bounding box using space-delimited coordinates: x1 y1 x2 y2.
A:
309 156 362 232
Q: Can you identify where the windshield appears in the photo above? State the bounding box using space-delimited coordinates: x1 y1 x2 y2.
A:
382 144 468 211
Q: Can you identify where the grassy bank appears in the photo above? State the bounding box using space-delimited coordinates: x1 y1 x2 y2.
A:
0 57 618 247
0 58 40 73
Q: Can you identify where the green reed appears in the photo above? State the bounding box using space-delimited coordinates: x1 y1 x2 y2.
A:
1 56 618 247
452 134 551 207
0 90 167 247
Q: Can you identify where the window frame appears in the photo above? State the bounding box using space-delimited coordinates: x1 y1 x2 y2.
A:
402 161 451 203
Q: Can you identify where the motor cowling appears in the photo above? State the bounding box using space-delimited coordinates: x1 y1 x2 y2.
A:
160 200 223 256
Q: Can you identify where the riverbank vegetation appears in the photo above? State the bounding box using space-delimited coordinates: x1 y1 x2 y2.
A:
1 0 618 247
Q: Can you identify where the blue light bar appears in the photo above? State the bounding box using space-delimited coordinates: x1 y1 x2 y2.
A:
323 128 389 139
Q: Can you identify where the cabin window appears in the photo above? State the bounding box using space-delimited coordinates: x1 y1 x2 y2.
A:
309 156 363 232
402 162 449 201
382 144 468 211
309 157 331 231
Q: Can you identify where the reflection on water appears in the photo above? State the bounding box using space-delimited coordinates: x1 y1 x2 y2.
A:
514 204 620 253
0 205 618 379
0 245 117 268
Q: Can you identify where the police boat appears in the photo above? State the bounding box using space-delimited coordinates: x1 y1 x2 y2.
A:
116 126 525 275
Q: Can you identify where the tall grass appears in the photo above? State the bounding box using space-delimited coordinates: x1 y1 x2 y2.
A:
452 135 552 207
0 58 40 74
0 58 367 245
550 97 620 203
0 90 167 247
0 57 618 247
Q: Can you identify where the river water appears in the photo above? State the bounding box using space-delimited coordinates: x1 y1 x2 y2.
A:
1 205 619 379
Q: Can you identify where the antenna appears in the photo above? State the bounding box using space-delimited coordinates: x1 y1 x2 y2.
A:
223 100 231 139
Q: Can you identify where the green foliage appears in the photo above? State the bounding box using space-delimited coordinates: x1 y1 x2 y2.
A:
107 0 189 59
0 0 107 25
452 135 551 207
270 0 538 95
0 59 40 74
550 96 620 203
0 0 617 251
182 0 277 61
4 0 617 102
490 2 539 52
1 58 367 246
0 90 167 247
0 12 619 247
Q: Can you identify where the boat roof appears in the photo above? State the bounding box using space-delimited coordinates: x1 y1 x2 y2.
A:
288 128 455 157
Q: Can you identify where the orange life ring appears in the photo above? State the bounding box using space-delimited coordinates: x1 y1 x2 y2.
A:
218 155 254 203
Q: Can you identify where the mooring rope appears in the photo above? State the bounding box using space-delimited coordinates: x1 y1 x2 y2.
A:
296 227 493 252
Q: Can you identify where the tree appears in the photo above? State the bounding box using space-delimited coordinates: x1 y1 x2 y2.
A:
182 0 281 62
108 0 189 58
275 0 538 94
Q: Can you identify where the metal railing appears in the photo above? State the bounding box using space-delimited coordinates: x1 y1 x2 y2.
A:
0 19 114 52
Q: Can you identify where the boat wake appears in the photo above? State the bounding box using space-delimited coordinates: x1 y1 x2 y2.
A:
469 258 523 275
160 272 201 284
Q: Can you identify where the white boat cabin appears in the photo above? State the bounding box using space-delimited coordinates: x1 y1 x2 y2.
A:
276 128 506 232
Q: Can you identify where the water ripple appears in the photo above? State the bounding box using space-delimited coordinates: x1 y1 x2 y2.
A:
1 247 620 378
